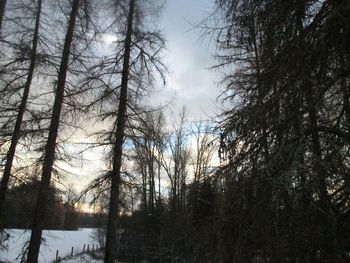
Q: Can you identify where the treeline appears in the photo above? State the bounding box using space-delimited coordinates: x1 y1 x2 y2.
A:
85 109 220 261
1 175 106 230
2 176 77 230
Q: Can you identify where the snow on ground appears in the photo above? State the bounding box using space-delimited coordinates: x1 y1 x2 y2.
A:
61 253 103 263
0 228 100 263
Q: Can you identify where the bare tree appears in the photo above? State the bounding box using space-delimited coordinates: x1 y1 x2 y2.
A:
210 0 350 261
77 1 166 261
0 0 42 223
26 1 81 261
131 110 166 213
104 0 136 261
160 108 189 213
191 122 217 184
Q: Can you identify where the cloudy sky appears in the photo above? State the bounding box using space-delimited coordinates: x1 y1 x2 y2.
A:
62 0 223 196
151 0 221 120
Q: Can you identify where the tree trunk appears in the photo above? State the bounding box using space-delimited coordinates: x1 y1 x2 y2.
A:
292 91 311 259
340 50 350 129
149 149 155 214
0 0 42 224
304 84 336 258
305 85 331 209
157 156 161 203
26 1 79 262
0 0 7 34
142 165 148 212
104 0 135 262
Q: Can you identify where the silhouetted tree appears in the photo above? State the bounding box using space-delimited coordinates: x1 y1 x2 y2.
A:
26 1 81 261
212 0 350 261
0 0 42 223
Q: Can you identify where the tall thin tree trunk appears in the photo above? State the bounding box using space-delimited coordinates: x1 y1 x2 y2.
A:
26 1 79 262
251 22 269 164
340 51 350 128
149 150 155 214
292 91 310 260
142 166 148 212
104 0 135 262
304 84 336 259
0 0 7 34
0 0 42 224
305 85 331 209
157 157 161 203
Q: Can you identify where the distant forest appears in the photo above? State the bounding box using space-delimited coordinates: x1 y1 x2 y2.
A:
0 0 350 263
1 176 105 230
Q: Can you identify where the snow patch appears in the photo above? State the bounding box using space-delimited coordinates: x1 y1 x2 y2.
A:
0 228 99 263
61 253 103 263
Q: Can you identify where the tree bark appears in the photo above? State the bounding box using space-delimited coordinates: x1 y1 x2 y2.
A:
305 85 331 209
0 0 42 224
148 146 155 214
304 84 336 259
157 157 161 203
104 0 135 262
26 1 79 262
0 0 7 34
